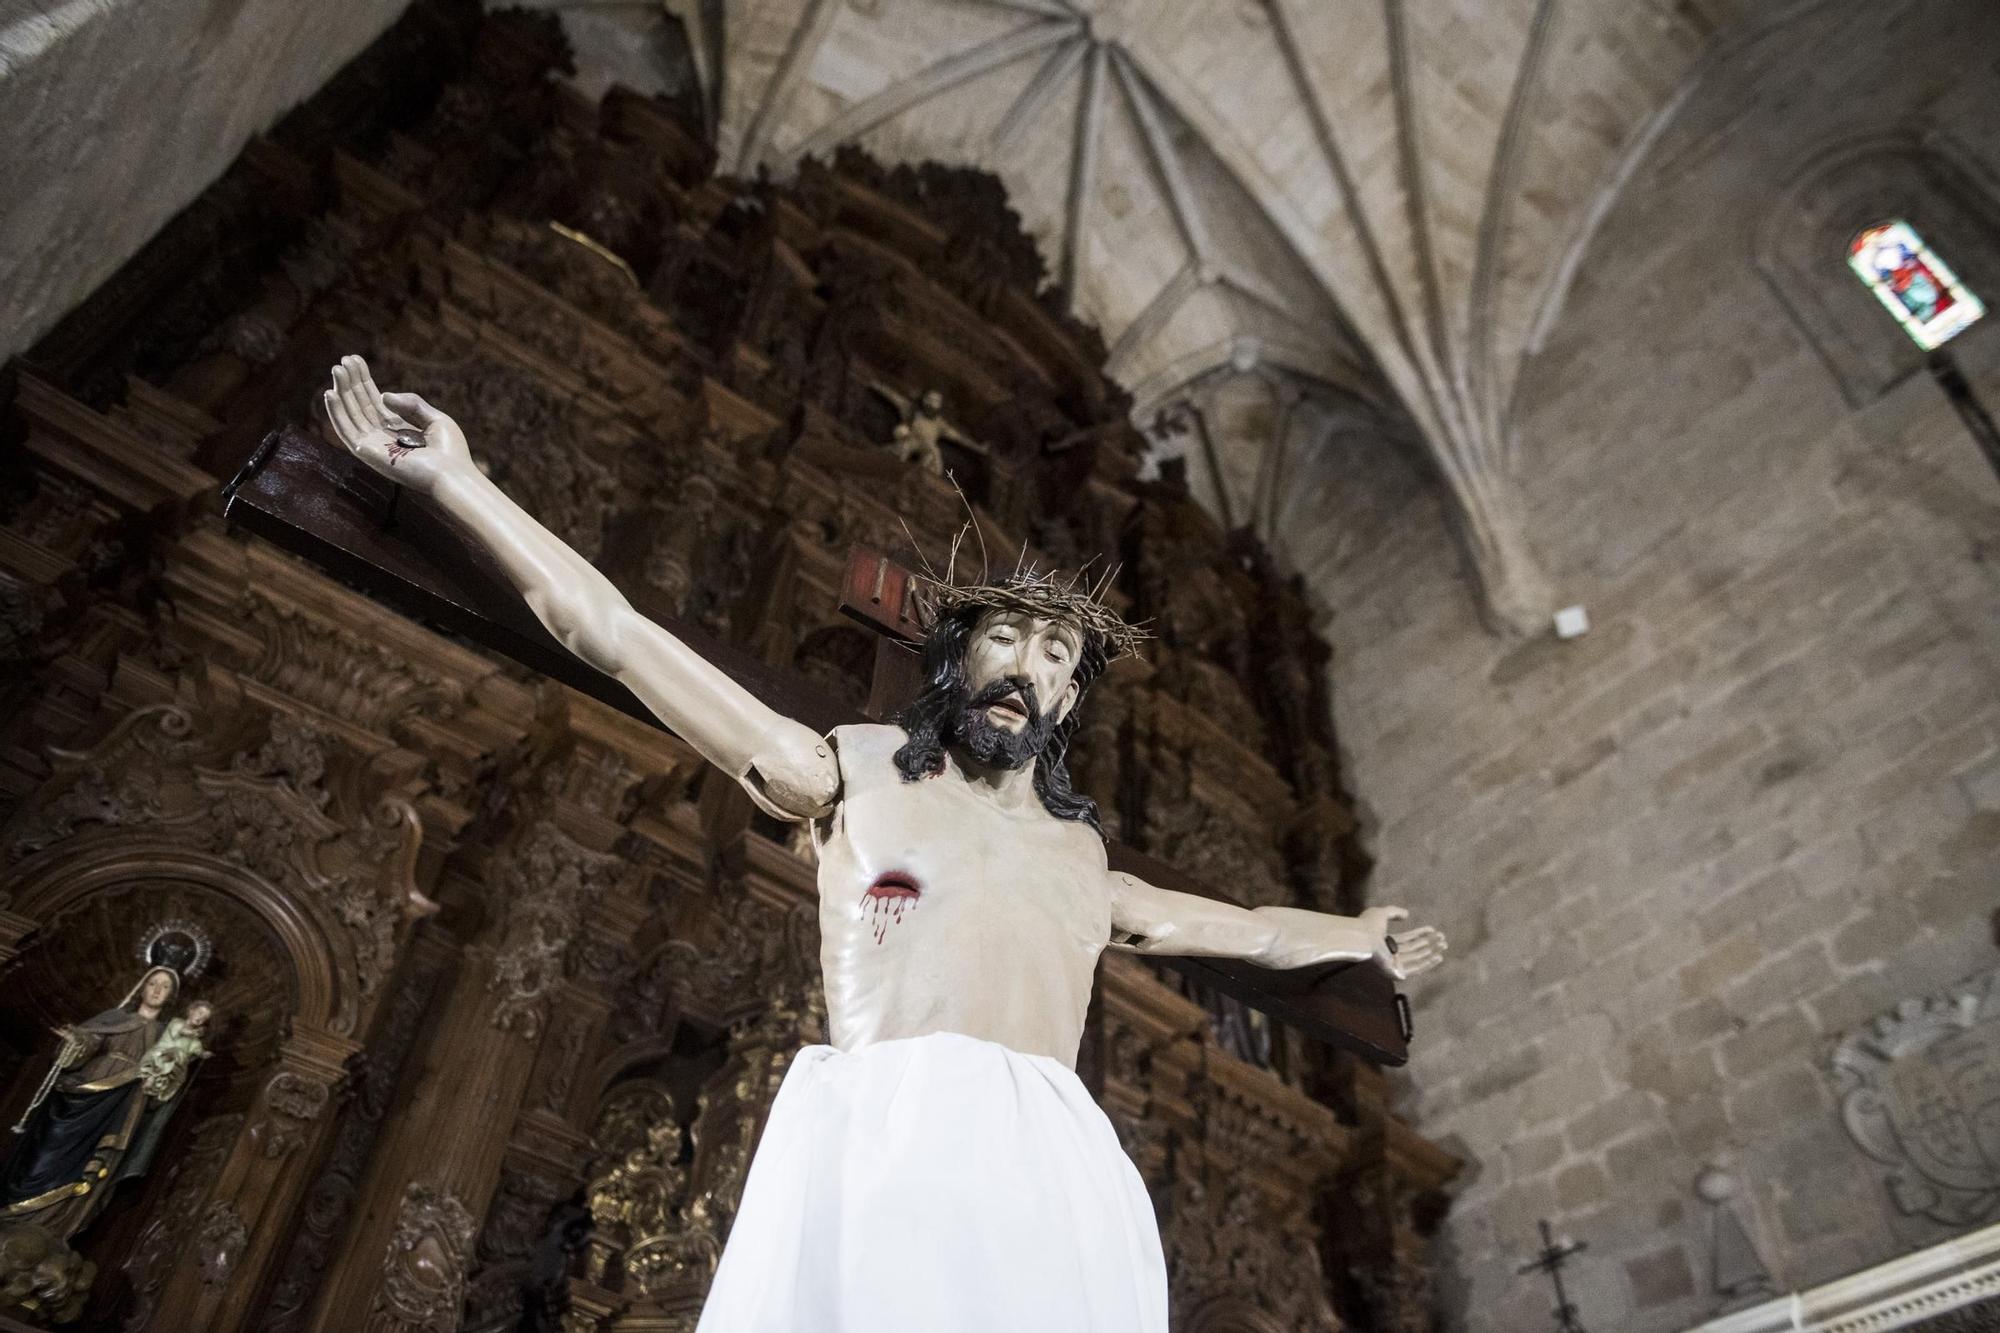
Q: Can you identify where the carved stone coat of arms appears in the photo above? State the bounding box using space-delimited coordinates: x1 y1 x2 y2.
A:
1835 970 2000 1226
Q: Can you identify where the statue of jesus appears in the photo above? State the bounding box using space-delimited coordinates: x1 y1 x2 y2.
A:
322 355 1446 1333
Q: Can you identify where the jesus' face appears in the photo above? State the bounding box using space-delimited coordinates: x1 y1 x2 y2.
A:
953 609 1083 770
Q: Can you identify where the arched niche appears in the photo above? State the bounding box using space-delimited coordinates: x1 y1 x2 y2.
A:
2 874 298 1106
0 849 346 1311
1755 127 2000 405
3 844 346 1042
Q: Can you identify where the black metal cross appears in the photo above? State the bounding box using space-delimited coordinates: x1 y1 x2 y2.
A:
1518 1219 1589 1333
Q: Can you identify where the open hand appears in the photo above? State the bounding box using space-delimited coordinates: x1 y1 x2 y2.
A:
321 354 471 495
1359 906 1448 981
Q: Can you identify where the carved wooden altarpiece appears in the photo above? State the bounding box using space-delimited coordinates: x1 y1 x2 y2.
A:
0 4 1458 1330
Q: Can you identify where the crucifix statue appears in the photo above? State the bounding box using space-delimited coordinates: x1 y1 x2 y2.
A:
868 381 984 474
309 354 1446 1331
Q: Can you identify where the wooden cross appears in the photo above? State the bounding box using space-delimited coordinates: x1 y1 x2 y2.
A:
222 426 1409 1063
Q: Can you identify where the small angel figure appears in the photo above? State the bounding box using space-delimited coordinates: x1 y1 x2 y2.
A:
868 384 985 475
136 1000 214 1103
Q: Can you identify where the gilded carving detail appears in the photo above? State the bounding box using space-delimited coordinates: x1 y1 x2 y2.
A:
463 1168 577 1331
0 1223 95 1325
586 1086 718 1297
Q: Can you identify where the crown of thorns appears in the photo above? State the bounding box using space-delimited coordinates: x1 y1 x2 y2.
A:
907 527 1149 663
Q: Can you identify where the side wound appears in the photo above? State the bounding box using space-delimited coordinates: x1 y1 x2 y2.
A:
861 871 921 944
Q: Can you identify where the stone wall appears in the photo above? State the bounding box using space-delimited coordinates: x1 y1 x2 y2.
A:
1286 3 2000 1329
0 0 411 362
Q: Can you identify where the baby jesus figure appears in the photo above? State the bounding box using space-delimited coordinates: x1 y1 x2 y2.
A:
137 1001 214 1103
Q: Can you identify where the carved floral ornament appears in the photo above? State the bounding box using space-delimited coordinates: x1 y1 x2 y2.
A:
196 1200 249 1287
232 589 468 735
488 822 634 1040
255 1070 334 1159
1 704 432 1029
1163 1163 1339 1331
374 1182 477 1331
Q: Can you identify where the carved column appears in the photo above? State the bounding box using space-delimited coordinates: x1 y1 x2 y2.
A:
459 882 642 1331
260 928 460 1333
1332 1065 1460 1333
147 1024 361 1332
300 931 539 1332
303 814 634 1331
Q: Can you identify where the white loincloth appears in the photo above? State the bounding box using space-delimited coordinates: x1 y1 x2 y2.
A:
695 1031 1169 1332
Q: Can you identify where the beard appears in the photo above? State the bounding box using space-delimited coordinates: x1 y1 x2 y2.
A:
950 675 1058 771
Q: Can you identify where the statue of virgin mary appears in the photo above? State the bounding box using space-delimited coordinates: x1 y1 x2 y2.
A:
0 964 204 1242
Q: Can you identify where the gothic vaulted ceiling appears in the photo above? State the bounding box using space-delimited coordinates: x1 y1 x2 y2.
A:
0 0 1846 625
547 0 1775 628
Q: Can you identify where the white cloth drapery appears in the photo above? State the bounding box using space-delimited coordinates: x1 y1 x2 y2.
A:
696 1031 1169 1332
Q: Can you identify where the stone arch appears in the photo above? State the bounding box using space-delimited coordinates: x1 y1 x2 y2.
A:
1755 126 2000 405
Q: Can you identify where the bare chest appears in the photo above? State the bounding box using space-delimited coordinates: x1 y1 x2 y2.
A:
816 771 1111 954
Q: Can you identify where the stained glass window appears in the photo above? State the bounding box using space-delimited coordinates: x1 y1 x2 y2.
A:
1848 220 1984 351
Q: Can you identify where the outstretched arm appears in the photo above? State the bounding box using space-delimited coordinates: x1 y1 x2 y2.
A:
1107 872 1446 982
322 356 838 819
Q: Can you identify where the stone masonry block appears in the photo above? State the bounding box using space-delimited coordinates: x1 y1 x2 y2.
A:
1566 1088 1656 1154
1938 810 2000 881
1806 968 1896 1037
1665 1092 1732 1159
1656 724 1769 796
1606 1128 1680 1188
1859 784 1979 865
1724 940 1837 1021
1719 1007 1815 1079
1832 898 1919 967
1556 1159 1612 1211
1625 1245 1697 1309
1518 1058 1614 1128
1960 748 2000 810
1727 1064 1829 1135
1464 1045 1545 1105
1680 928 1766 1002
1786 830 1876 894
1699 867 1804 946
1670 996 1741 1044
1507 1130 1568 1180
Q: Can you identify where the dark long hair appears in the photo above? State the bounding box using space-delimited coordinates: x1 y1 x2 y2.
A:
892 605 1111 837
